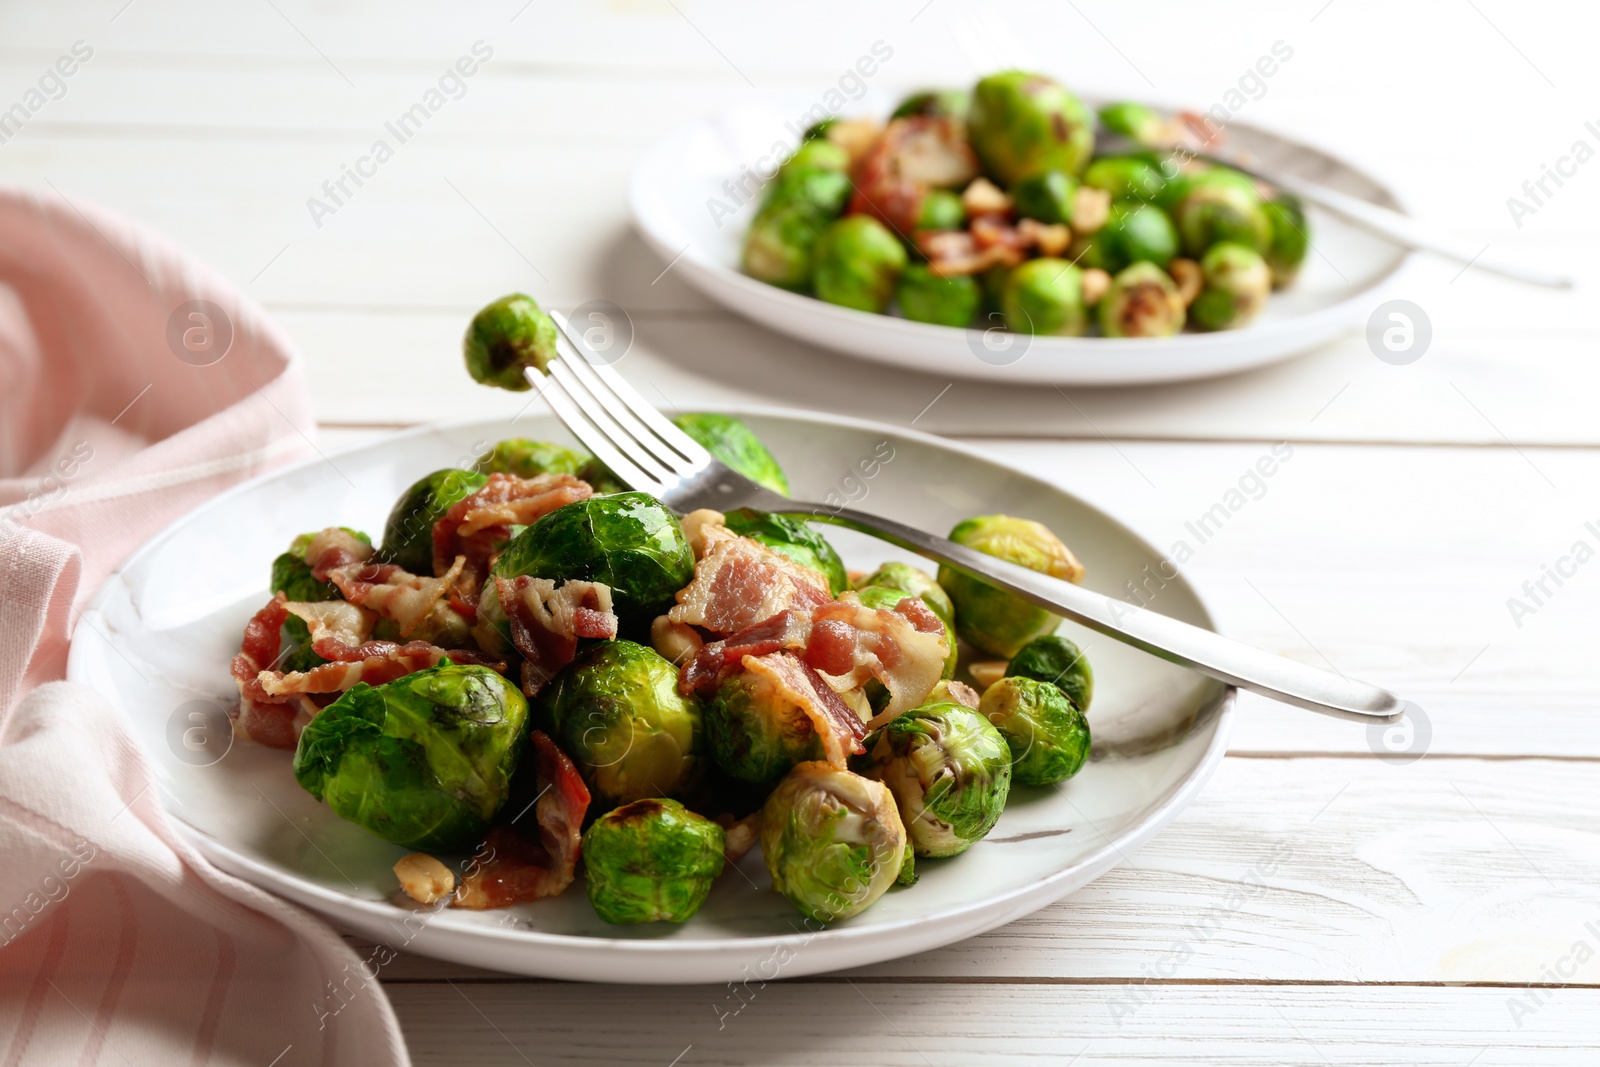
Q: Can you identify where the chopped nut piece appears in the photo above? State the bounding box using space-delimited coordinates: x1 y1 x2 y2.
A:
825 118 883 167
716 813 762 864
1081 267 1112 307
961 177 1012 217
651 614 703 666
1168 257 1203 306
1070 186 1112 235
394 853 455 906
1017 218 1072 257
968 660 1008 690
679 508 726 559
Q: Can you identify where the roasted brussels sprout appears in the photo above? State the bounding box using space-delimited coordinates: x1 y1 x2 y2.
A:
381 468 488 575
968 71 1094 184
938 514 1083 659
1099 262 1186 338
721 507 846 595
1097 101 1166 146
1173 171 1270 258
812 216 908 314
474 438 589 479
492 492 694 627
916 189 967 231
742 202 829 291
1079 200 1179 273
764 164 853 218
1007 634 1093 711
855 585 956 681
803 117 837 141
891 89 971 121
979 675 1090 786
540 640 702 809
292 663 529 850
582 798 725 924
706 663 824 783
1188 242 1272 331
673 412 790 496
760 762 908 922
272 528 372 670
1083 156 1167 202
463 293 558 392
1009 170 1078 225
897 263 981 328
1000 258 1086 336
1264 194 1309 288
852 561 954 627
860 701 1011 857
780 139 850 175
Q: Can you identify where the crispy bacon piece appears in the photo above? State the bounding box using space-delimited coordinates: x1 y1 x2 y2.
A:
495 576 619 698
916 228 1025 277
453 732 590 909
680 609 813 697
304 527 375 578
849 116 978 234
325 556 467 643
668 525 832 635
254 641 503 698
432 473 592 588
742 652 867 766
230 594 314 749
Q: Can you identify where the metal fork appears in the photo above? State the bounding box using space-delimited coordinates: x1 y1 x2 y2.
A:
530 310 1404 725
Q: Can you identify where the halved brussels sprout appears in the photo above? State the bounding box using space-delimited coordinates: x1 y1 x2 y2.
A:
1173 172 1271 258
1000 258 1086 337
706 664 824 783
381 468 488 575
760 762 907 922
765 165 853 218
1099 261 1186 338
859 701 1010 857
780 139 850 175
979 675 1090 786
1188 242 1272 331
1084 156 1167 202
540 640 702 810
463 293 558 392
1006 634 1093 711
721 507 846 594
812 216 908 314
673 412 790 497
938 514 1083 659
1097 101 1166 145
743 201 829 291
855 585 956 681
916 189 967 232
897 263 981 328
852 561 954 627
492 492 694 627
891 89 971 121
292 662 529 850
272 527 372 671
582 798 725 924
1264 194 1309 288
968 71 1094 184
1010 170 1078 225
474 438 590 479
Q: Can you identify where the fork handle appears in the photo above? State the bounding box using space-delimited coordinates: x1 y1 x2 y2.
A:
796 505 1404 724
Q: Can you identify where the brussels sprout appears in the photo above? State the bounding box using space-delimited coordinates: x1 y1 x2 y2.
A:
1084 156 1167 202
764 165 853 218
463 293 558 392
1188 242 1272 331
292 662 529 850
1264 194 1309 288
1099 262 1186 338
1000 258 1086 337
743 201 829 291
938 514 1083 659
540 640 702 809
381 468 488 575
1097 101 1166 145
760 762 907 922
979 676 1090 786
860 702 1011 857
852 561 954 627
474 438 590 479
803 117 837 141
855 585 956 681
916 189 967 232
1010 169 1078 225
781 139 849 175
1005 634 1093 711
1173 172 1270 258
897 263 980 328
1080 200 1179 273
891 89 971 120
968 71 1094 184
812 216 908 314
672 412 790 496
706 664 824 783
582 798 725 924
721 507 846 594
492 492 694 627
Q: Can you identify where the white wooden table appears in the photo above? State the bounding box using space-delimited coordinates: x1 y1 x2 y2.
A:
7 1 1599 1062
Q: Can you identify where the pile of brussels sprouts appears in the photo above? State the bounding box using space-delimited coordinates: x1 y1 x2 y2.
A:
741 70 1308 339
253 294 1101 929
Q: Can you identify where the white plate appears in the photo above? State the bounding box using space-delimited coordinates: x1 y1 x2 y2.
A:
68 408 1232 983
629 92 1413 386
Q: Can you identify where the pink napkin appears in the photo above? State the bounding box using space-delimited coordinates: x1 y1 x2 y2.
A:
0 187 410 1065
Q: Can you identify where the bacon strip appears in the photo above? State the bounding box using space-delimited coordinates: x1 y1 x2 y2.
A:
453 732 590 909
326 555 466 641
496 576 619 698
741 652 867 766
668 525 831 635
433 473 592 589
230 594 314 749
304 527 375 579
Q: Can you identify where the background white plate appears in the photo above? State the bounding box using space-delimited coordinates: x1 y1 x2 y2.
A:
629 92 1413 386
68 409 1233 983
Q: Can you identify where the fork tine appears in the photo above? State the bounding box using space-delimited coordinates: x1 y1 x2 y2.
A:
548 337 686 477
524 367 671 497
550 311 713 469
547 358 677 483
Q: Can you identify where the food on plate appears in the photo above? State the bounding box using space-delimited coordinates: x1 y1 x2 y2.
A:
463 292 558 390
1099 261 1187 338
1188 242 1273 331
225 310 1100 923
737 72 1308 335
